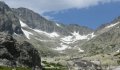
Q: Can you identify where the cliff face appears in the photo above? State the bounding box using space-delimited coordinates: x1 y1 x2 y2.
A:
0 1 23 35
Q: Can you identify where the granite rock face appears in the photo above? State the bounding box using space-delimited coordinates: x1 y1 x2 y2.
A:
0 1 23 35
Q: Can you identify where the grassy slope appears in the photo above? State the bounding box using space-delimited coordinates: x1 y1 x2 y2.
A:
0 66 31 70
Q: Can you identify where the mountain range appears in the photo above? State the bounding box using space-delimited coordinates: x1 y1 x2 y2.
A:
13 7 120 57
11 7 95 56
0 1 120 70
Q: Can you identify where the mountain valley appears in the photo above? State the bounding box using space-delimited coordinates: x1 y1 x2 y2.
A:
0 1 120 70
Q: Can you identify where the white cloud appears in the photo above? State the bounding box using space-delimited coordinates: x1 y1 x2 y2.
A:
3 0 120 14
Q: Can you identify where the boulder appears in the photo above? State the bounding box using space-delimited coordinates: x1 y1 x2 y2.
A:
0 33 42 69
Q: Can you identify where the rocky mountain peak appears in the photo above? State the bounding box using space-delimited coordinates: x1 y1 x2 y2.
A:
12 7 50 29
0 1 23 35
0 1 10 13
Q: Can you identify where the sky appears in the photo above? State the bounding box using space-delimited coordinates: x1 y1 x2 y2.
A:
3 0 120 29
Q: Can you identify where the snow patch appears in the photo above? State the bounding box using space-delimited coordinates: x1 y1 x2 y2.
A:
61 31 95 44
91 32 96 38
116 50 120 53
54 43 70 51
71 31 88 40
105 22 119 28
61 36 75 44
19 20 28 27
87 32 96 40
49 32 60 37
21 28 33 39
56 23 61 27
61 31 88 44
19 20 33 39
78 48 84 52
14 32 18 36
61 36 73 42
33 29 59 38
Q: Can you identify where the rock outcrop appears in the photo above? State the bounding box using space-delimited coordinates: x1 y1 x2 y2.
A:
0 33 42 69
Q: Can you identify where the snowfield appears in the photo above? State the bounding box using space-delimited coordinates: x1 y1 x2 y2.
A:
20 20 60 39
21 28 33 39
33 29 60 38
19 20 28 27
71 31 88 40
61 31 96 44
19 20 95 53
20 20 33 39
56 23 61 27
78 48 84 52
105 22 119 28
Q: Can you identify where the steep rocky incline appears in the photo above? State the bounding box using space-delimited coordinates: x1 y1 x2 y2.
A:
0 32 42 69
0 1 23 35
81 17 120 55
0 2 42 69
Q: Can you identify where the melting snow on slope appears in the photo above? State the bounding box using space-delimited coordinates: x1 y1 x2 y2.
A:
56 23 61 27
71 31 88 40
19 20 59 39
78 48 84 52
90 32 96 38
21 29 33 39
87 32 96 40
19 20 33 39
49 32 60 37
19 20 28 27
116 49 120 53
105 22 119 28
61 31 96 44
33 29 59 37
54 43 70 51
61 31 88 44
61 36 73 42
